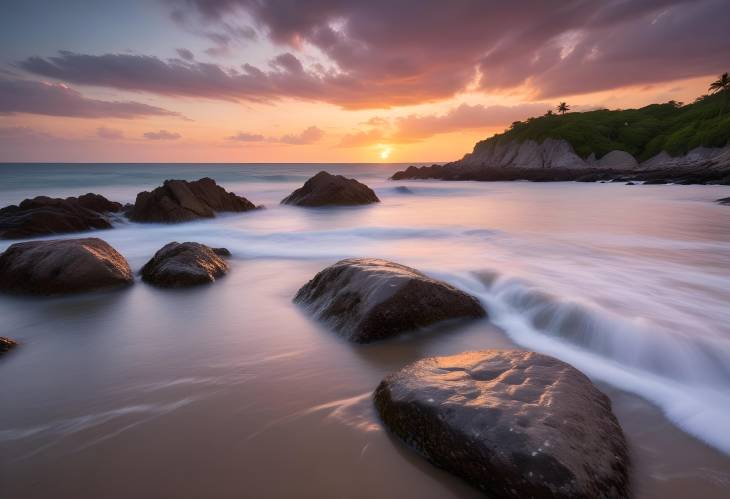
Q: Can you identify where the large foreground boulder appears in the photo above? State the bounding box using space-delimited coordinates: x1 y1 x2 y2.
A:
0 238 133 294
281 171 380 206
374 350 630 499
141 242 229 287
0 337 17 355
128 178 256 223
0 194 122 239
294 258 485 342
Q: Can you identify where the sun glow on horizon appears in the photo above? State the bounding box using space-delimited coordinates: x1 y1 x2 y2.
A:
379 146 393 160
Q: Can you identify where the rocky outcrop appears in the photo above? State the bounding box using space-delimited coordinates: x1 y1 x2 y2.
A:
0 194 122 239
281 171 380 207
457 139 589 170
392 139 730 185
128 178 257 223
374 350 630 499
0 337 17 355
717 197 730 205
294 258 485 343
640 144 730 171
0 238 133 294
141 242 229 287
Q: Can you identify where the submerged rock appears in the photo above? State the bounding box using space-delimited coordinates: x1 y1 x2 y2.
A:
374 350 630 499
716 197 730 205
0 238 133 294
0 194 122 239
294 258 485 342
0 337 17 355
281 171 380 207
128 178 256 223
141 242 229 287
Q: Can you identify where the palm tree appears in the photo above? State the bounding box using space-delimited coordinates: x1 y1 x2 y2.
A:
557 102 570 115
709 72 729 94
709 72 729 114
545 109 555 116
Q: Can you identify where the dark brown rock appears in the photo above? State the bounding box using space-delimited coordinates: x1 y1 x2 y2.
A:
374 350 630 499
0 238 133 294
281 171 380 207
0 337 17 355
294 258 485 343
0 194 122 239
128 178 256 223
141 242 228 287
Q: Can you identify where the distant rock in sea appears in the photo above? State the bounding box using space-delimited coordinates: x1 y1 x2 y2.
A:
374 349 630 499
0 336 17 355
394 186 413 194
0 193 123 239
0 238 133 294
141 241 229 287
128 177 257 223
294 258 485 342
281 171 380 207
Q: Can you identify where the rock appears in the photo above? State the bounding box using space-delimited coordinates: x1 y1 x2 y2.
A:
0 194 122 239
596 150 639 170
281 171 380 207
374 350 630 499
141 242 229 287
128 178 256 223
0 337 17 355
394 186 413 194
625 182 635 185
717 197 730 205
0 238 133 294
212 247 232 257
294 258 485 343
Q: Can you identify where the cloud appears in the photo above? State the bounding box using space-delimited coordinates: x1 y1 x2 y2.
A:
279 126 324 145
17 1 730 109
96 126 124 139
0 77 182 118
176 48 195 61
227 132 265 142
0 126 54 140
392 102 551 141
338 129 384 148
226 126 324 145
143 129 181 140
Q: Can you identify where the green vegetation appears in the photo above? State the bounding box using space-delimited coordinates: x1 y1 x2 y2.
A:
481 79 730 161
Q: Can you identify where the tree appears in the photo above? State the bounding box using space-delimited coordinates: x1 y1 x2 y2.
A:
708 72 729 114
545 109 554 116
709 72 729 94
557 102 570 115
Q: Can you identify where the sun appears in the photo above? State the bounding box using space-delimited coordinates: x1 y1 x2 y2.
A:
379 146 393 160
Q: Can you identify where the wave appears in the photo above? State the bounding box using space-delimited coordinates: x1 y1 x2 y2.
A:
437 269 730 456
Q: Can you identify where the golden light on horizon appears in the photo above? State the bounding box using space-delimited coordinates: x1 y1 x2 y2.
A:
379 146 393 160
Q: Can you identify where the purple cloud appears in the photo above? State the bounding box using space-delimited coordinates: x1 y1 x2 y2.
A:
176 48 195 61
227 132 265 141
96 126 124 139
279 126 324 145
143 129 181 140
16 1 730 108
0 77 181 118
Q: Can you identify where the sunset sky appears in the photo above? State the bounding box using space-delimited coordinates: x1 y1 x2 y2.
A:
1 0 728 163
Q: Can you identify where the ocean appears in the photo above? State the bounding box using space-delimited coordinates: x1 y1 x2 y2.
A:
1 163 729 498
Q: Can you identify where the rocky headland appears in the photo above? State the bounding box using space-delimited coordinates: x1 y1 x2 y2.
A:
393 140 730 184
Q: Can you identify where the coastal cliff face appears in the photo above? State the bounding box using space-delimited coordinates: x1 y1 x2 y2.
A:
393 138 730 184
